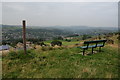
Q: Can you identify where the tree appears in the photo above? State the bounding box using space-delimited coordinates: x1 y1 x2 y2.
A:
51 40 62 46
82 35 92 40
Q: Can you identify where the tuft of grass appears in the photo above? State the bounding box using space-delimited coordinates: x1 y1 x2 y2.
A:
41 46 54 51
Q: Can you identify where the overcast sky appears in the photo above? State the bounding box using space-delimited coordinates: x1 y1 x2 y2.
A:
2 2 118 27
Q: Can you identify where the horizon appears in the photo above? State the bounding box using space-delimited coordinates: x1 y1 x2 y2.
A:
1 24 118 29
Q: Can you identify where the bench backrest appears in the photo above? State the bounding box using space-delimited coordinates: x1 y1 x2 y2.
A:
84 40 107 48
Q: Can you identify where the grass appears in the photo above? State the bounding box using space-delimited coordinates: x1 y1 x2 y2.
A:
2 35 119 78
2 44 119 78
45 40 82 46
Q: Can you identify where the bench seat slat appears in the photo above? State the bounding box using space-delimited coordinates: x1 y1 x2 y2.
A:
88 45 96 48
97 44 104 47
78 45 96 49
79 46 87 49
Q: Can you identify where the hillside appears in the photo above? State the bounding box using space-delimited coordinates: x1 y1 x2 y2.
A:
2 25 72 41
2 35 119 78
2 25 117 41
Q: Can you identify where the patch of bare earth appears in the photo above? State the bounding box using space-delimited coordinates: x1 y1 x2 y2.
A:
108 44 118 48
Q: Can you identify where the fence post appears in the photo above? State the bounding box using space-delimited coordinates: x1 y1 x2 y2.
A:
22 20 27 54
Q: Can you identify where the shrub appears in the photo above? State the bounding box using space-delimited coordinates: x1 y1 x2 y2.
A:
106 39 114 44
82 35 92 40
65 39 71 42
37 42 46 46
51 40 62 47
117 36 120 40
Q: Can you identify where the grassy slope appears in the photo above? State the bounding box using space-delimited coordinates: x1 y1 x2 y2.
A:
2 45 119 78
2 35 119 78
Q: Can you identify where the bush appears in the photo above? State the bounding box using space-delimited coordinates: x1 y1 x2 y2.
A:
106 39 114 44
51 40 62 47
65 39 71 42
37 42 46 46
117 36 120 40
82 35 92 40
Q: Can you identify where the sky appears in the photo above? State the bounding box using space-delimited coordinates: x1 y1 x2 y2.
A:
1 2 118 27
1 0 119 2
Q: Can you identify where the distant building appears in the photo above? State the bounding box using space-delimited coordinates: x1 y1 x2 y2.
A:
0 45 10 51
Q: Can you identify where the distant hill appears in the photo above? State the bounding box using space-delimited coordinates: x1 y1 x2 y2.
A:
2 25 118 41
2 25 72 41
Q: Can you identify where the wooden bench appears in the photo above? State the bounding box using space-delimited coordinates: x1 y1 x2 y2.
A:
77 40 107 55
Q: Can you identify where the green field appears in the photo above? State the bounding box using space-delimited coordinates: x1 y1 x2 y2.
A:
2 43 119 78
44 40 82 46
2 34 119 78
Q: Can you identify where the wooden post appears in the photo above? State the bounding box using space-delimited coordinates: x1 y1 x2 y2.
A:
22 20 27 54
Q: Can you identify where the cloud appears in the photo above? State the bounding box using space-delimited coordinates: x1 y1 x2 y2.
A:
0 3 2 24
2 2 118 27
1 0 119 2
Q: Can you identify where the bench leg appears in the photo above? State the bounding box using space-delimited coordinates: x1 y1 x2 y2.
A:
92 48 94 54
83 49 85 56
99 47 101 52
